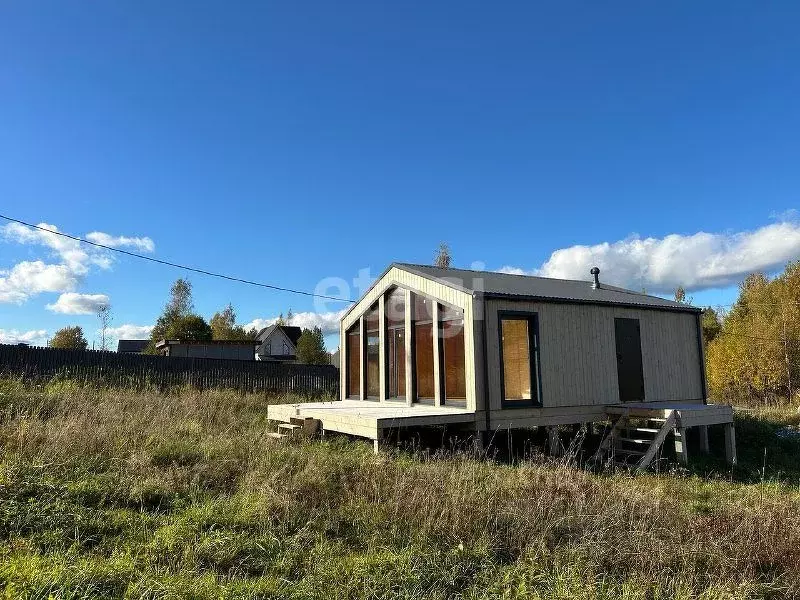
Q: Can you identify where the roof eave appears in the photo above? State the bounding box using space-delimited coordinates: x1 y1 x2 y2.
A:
480 291 702 313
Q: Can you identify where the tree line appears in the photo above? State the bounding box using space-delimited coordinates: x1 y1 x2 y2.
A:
703 261 800 406
46 278 329 365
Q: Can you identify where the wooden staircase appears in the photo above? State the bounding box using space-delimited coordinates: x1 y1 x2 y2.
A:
267 417 321 441
593 409 677 472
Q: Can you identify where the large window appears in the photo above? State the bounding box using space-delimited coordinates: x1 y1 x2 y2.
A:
346 324 360 398
386 290 406 399
441 305 466 404
365 305 380 399
500 314 540 407
414 294 435 400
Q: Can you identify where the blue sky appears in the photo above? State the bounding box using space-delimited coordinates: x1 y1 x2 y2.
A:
2 2 800 349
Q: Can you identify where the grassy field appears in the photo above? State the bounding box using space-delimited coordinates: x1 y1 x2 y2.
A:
0 379 799 599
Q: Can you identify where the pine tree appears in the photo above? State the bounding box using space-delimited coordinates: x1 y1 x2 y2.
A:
296 326 328 364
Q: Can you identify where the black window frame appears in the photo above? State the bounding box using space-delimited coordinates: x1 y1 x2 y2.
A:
497 310 543 408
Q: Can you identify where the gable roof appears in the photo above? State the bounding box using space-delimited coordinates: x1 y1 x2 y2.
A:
393 263 699 313
256 324 303 349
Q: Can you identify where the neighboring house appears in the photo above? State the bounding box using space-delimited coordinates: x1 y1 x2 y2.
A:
329 348 340 368
269 262 737 466
255 325 302 362
156 339 258 361
117 339 149 354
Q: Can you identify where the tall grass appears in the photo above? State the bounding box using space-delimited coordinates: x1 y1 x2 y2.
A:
0 378 798 598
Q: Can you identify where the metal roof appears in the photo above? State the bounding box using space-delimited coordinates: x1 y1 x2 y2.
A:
394 263 699 313
116 339 149 353
255 324 303 347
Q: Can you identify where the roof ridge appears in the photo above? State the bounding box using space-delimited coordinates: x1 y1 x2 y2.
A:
394 262 687 306
395 262 641 292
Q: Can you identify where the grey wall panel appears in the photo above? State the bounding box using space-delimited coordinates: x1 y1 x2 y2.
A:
485 299 703 410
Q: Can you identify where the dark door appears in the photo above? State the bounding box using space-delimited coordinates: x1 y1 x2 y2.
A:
614 318 645 402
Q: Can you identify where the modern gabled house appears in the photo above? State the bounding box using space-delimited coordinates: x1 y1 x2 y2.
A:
255 324 302 362
269 263 736 466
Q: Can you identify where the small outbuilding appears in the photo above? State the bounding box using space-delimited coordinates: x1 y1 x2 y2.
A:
269 263 736 467
156 339 258 361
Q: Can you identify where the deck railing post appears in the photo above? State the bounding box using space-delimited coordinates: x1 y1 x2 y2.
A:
724 423 737 466
698 425 710 454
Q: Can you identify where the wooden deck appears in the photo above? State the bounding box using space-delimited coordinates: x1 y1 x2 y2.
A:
606 402 734 426
267 399 476 440
605 402 736 466
268 400 737 465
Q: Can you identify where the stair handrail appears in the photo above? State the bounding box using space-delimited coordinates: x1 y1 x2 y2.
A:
635 410 676 472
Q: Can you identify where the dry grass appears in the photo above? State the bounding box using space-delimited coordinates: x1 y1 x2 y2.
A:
0 378 799 598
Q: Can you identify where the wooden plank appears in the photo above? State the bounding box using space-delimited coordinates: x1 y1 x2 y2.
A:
636 411 676 471
674 424 688 465
725 423 737 466
698 425 710 454
404 288 413 407
0 343 339 396
378 291 387 402
432 301 442 407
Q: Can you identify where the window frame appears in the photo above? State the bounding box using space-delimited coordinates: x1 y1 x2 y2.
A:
364 303 380 400
439 304 466 406
345 324 361 399
384 289 407 401
497 310 542 408
411 293 436 403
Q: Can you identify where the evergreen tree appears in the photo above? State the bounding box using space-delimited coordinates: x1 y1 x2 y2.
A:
296 326 328 364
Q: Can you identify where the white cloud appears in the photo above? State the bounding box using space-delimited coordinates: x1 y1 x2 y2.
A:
85 232 155 253
0 261 80 303
46 292 110 315
499 220 800 293
244 310 346 335
0 328 48 346
1 222 155 305
103 324 154 340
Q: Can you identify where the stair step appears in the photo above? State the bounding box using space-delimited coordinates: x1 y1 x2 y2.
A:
630 427 660 434
615 448 646 456
617 437 651 444
278 423 302 431
267 432 287 440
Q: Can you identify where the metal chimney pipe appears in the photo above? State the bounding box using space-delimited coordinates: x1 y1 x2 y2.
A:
590 267 601 289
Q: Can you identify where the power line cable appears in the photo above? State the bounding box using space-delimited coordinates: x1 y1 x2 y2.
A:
0 213 355 304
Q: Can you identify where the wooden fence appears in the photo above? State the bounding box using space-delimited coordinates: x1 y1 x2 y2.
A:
0 344 339 396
